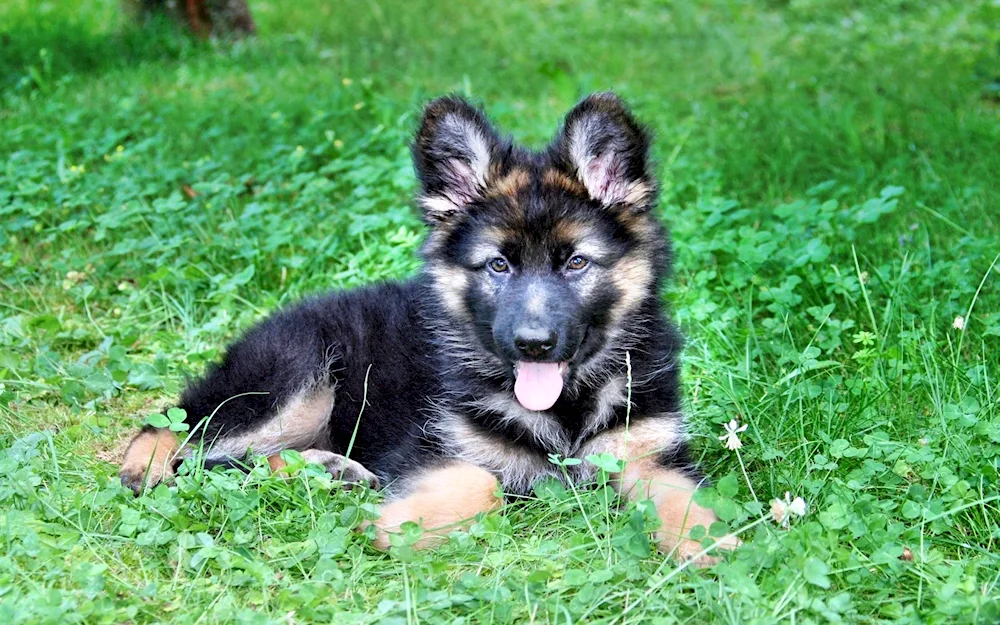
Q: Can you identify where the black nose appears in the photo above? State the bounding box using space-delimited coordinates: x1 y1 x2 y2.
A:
514 326 557 360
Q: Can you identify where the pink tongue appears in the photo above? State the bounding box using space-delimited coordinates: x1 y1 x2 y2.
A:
514 362 564 411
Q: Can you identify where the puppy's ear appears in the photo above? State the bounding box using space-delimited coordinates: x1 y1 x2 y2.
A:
551 92 656 211
413 96 504 225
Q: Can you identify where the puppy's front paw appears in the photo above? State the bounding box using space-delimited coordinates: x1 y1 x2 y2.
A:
668 531 741 568
655 496 740 567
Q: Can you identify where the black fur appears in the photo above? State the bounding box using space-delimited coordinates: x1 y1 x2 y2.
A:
174 281 440 479
125 93 701 497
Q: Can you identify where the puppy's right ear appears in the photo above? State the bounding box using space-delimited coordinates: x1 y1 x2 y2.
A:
413 96 504 225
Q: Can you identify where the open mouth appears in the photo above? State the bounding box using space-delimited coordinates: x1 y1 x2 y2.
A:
513 361 568 412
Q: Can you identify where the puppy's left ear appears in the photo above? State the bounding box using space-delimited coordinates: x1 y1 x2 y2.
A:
413 96 504 225
551 92 656 211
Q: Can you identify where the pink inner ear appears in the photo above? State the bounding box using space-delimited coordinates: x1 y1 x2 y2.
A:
585 151 630 205
441 158 482 206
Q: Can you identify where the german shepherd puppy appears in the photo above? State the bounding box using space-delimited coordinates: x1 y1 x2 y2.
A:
120 93 737 564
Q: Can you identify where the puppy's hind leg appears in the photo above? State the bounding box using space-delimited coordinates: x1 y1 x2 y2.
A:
119 384 337 494
119 306 346 493
198 384 337 462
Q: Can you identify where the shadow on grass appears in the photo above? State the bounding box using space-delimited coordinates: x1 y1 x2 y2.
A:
0 16 205 92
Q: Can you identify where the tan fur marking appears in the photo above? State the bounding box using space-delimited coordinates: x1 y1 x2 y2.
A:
267 454 287 472
617 211 659 241
625 466 734 565
583 420 737 565
120 428 181 491
369 461 501 549
622 180 653 207
489 168 530 198
427 261 471 319
552 219 585 241
579 417 682 463
608 253 654 322
205 385 334 460
543 168 586 194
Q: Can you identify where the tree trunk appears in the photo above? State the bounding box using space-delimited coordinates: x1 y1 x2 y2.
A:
129 0 256 37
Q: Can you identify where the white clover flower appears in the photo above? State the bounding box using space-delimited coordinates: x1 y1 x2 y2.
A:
952 316 965 330
719 419 748 451
771 492 807 528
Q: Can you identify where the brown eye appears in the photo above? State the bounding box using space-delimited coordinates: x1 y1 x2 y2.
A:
488 257 509 273
567 255 589 271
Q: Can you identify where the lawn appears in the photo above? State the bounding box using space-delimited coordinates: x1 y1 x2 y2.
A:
2 0 999 622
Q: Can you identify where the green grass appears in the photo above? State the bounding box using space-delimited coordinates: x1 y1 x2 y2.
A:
2 0 1000 622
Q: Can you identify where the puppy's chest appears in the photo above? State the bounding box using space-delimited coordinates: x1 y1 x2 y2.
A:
435 377 628 494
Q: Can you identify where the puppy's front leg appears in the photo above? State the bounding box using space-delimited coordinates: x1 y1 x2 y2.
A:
618 460 738 566
368 460 502 550
584 418 739 566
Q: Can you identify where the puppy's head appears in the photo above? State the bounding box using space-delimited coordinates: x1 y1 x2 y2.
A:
414 93 667 411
